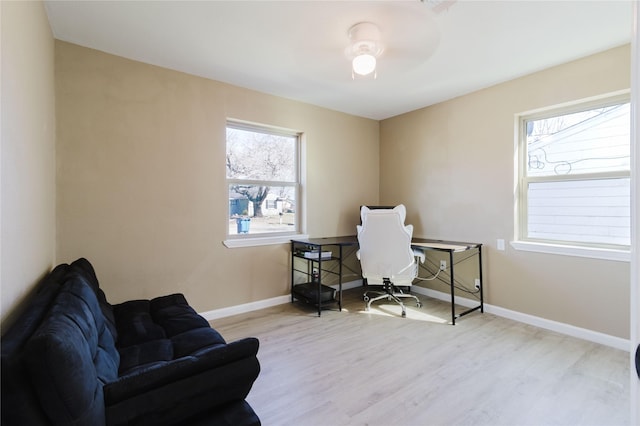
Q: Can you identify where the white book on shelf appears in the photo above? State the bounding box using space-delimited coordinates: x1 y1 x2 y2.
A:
303 251 332 259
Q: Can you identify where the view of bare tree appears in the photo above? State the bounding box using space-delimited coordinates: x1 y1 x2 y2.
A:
226 127 295 218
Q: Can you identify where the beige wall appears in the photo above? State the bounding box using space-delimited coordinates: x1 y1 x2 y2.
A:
2 8 629 340
55 41 379 311
0 1 56 325
380 45 631 338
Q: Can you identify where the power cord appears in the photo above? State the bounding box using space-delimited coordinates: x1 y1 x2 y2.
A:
414 268 442 281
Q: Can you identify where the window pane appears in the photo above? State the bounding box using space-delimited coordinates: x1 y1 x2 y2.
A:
226 127 296 181
526 103 630 177
228 184 297 235
527 178 630 246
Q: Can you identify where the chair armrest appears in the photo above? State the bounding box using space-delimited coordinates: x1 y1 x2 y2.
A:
405 224 413 235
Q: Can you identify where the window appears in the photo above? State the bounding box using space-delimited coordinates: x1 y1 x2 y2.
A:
516 95 630 252
226 121 301 240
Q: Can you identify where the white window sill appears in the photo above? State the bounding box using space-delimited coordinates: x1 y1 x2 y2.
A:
224 234 309 248
510 240 630 262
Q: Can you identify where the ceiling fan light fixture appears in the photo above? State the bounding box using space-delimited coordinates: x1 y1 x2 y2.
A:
352 53 376 76
348 22 382 79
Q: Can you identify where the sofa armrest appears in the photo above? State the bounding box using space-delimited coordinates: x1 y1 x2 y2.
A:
104 338 260 426
105 337 259 403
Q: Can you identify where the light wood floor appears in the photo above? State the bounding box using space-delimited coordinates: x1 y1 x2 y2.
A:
212 288 630 426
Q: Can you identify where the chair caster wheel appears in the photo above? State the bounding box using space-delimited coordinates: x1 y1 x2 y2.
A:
401 310 406 318
363 295 369 302
417 302 422 308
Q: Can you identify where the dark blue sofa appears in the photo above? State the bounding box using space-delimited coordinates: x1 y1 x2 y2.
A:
1 258 261 426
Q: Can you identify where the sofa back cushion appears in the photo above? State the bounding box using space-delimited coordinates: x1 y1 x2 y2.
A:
1 263 70 426
24 274 120 426
70 257 118 340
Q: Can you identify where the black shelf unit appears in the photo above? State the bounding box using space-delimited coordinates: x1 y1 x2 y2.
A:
290 237 356 316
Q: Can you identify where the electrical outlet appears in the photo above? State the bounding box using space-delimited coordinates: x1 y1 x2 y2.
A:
474 279 481 290
440 260 447 271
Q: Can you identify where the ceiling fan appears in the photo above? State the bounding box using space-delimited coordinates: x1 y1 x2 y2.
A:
292 2 442 83
347 22 383 78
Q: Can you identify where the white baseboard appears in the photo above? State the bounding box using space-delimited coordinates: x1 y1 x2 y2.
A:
201 280 630 352
200 279 364 321
200 295 291 321
411 286 630 352
486 304 630 352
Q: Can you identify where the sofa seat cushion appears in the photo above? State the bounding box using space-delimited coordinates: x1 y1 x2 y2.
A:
23 275 120 426
150 293 211 336
118 328 227 376
172 327 226 358
118 339 174 375
113 292 223 374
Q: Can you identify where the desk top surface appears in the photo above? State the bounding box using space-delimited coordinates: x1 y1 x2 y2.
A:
291 236 359 246
291 236 481 252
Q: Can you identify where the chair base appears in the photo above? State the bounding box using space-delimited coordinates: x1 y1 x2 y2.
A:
363 279 422 317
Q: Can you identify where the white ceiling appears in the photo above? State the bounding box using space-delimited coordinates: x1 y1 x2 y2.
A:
44 0 633 120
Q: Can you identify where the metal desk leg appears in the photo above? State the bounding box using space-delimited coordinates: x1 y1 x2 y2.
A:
449 250 456 325
290 241 295 303
338 244 343 311
478 246 484 313
317 256 322 317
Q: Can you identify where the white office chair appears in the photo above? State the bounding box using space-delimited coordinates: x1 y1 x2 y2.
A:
356 205 424 317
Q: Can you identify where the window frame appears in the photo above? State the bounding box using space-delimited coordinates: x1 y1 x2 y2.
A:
223 120 307 248
513 91 631 260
